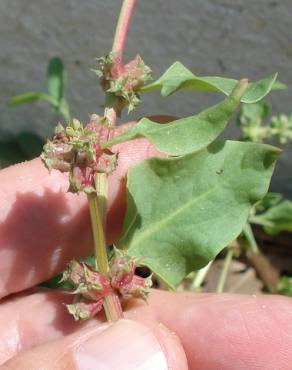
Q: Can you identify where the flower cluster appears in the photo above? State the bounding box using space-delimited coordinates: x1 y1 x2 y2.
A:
62 250 152 321
93 52 152 113
41 115 117 193
270 114 292 144
109 249 152 301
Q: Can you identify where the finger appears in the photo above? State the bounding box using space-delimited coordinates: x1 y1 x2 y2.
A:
0 118 173 298
1 319 187 370
1 290 292 370
128 291 292 370
0 289 95 365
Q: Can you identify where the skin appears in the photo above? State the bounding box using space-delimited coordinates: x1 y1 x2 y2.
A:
0 118 291 369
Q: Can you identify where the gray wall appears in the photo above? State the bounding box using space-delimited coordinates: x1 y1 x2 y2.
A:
0 0 291 196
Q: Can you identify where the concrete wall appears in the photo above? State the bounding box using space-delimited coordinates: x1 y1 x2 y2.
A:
0 0 291 195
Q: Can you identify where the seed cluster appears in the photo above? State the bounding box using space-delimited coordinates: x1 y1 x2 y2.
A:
93 52 152 113
41 115 117 193
62 249 152 321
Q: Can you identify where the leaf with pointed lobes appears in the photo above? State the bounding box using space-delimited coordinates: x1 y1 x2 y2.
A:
118 140 281 288
103 79 249 156
141 61 282 103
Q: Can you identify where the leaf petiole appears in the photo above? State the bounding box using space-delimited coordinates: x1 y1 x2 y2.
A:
216 248 234 293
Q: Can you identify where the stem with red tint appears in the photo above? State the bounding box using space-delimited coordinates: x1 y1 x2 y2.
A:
91 0 137 321
112 0 136 62
104 0 137 125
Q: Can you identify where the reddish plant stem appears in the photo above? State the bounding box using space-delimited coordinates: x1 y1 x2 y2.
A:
91 0 137 321
89 174 123 322
105 0 136 126
112 0 137 62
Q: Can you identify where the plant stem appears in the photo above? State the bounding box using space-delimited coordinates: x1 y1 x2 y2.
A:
112 0 136 61
216 248 234 293
87 192 107 274
95 172 108 227
192 261 213 291
87 174 123 322
242 222 259 254
87 0 137 321
104 0 136 126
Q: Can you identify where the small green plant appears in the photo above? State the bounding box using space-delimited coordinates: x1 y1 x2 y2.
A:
238 101 292 241
2 58 71 169
21 1 286 321
9 57 70 123
238 100 292 144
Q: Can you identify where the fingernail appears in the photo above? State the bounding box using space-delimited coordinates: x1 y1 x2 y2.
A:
75 319 168 370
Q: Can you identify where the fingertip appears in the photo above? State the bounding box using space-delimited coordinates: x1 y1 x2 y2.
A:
75 319 188 370
2 319 187 370
140 319 189 370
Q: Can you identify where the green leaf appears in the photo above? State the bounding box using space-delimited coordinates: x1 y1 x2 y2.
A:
47 57 65 106
39 273 73 290
103 80 248 156
250 200 292 235
118 140 280 287
255 192 283 212
8 57 70 122
141 61 278 103
8 92 58 107
272 80 287 90
59 98 71 122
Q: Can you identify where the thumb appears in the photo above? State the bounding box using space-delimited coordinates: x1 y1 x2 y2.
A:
1 319 188 370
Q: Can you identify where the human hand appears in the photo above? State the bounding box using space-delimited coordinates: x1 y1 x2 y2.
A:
0 120 291 369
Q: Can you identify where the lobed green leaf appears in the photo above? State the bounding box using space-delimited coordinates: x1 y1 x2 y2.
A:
117 140 280 287
141 61 280 103
103 80 248 156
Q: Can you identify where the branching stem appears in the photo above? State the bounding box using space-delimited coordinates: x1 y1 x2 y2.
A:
87 0 137 321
